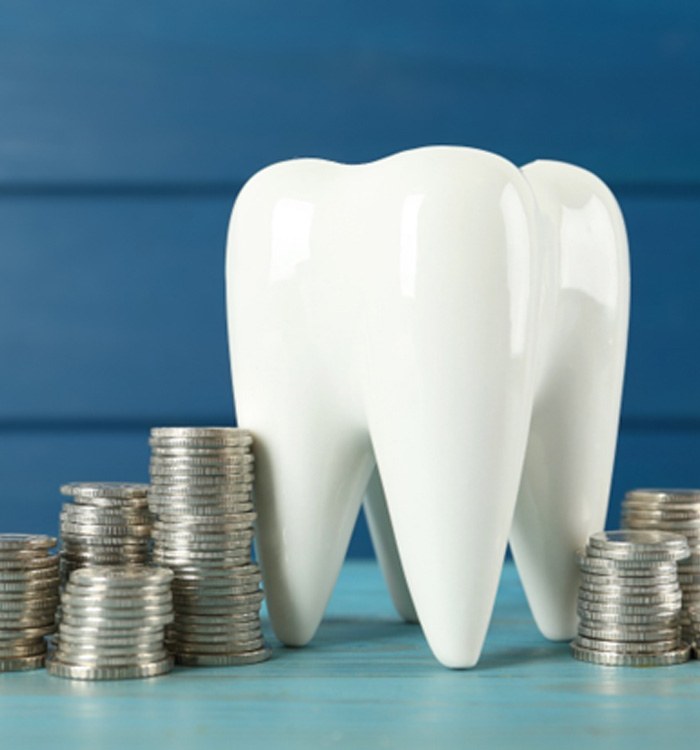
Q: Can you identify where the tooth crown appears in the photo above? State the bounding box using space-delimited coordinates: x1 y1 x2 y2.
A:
226 146 629 668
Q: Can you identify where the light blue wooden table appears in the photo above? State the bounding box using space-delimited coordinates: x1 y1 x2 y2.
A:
1 560 697 749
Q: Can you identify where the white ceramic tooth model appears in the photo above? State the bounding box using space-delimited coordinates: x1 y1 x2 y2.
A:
226 146 629 669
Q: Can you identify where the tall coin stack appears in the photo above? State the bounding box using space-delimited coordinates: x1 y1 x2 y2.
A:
0 535 59 671
47 566 174 680
148 427 270 666
572 530 692 666
59 483 152 585
622 489 700 647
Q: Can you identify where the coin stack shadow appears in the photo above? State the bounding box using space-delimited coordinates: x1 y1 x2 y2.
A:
47 566 174 680
622 489 700 649
58 483 152 587
148 427 270 666
0 535 59 672
573 530 692 666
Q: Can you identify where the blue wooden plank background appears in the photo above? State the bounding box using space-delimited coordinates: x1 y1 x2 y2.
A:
0 0 698 556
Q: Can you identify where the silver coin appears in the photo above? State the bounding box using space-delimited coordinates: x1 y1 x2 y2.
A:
0 549 57 562
154 512 256 527
0 567 61 583
571 641 690 666
149 510 253 523
625 489 700 505
151 426 252 439
170 564 261 582
60 510 150 523
168 567 260 582
576 554 678 575
577 588 682 606
0 577 60 592
0 654 46 672
623 503 700 516
62 538 148 548
72 496 150 510
60 621 165 643
153 560 252 573
63 585 170 602
61 483 149 499
151 476 255 488
0 614 57 629
167 625 262 642
61 616 173 632
169 637 265 655
0 624 55 640
62 601 173 618
150 453 254 466
579 572 680 589
172 611 259 625
150 493 253 508
61 503 149 518
573 634 680 653
70 566 173 587
0 641 47 658
149 495 253 508
173 585 262 600
623 505 700 519
62 595 172 613
153 529 254 543
172 590 263 606
577 596 680 614
155 542 252 556
55 632 165 649
578 610 679 627
587 530 690 560
152 534 254 548
150 446 254 459
0 555 59 575
61 555 148 566
152 517 251 530
0 596 60 611
0 535 57 551
174 647 270 667
54 647 168 666
61 523 152 538
47 654 173 680
150 462 255 476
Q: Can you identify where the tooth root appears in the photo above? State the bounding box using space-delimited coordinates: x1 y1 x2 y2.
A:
363 467 418 623
251 418 373 646
510 161 630 640
365 161 539 668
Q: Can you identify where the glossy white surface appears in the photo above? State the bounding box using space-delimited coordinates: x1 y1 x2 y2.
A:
226 146 629 668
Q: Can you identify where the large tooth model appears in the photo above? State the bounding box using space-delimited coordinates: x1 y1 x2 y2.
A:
226 146 630 668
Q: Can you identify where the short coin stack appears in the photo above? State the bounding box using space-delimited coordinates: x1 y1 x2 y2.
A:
0 534 59 671
572 530 691 666
622 489 700 646
59 483 152 585
148 427 270 666
47 566 174 680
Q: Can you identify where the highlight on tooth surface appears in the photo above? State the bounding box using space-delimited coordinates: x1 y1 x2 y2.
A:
226 146 630 669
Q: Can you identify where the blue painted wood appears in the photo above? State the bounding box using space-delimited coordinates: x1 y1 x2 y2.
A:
0 560 698 749
0 1 697 184
0 194 236 421
0 191 696 421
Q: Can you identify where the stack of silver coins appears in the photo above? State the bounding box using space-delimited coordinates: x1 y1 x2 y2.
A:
572 530 691 666
0 534 59 671
148 427 270 666
59 483 152 585
622 489 700 646
47 566 174 680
